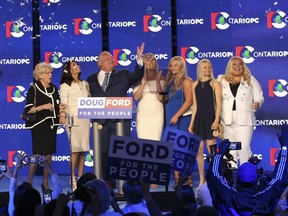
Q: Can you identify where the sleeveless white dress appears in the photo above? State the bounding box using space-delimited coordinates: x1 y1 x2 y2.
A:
134 80 165 140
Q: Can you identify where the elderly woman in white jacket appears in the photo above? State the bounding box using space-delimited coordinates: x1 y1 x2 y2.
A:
217 56 264 171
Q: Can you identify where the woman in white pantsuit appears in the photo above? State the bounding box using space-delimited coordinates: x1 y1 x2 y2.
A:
217 56 264 169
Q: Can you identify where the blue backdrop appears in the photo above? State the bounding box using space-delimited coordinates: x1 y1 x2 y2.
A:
0 0 287 175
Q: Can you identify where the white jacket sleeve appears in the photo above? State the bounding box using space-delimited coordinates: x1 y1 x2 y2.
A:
251 76 264 108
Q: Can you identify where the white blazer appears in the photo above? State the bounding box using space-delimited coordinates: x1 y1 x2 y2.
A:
217 75 264 126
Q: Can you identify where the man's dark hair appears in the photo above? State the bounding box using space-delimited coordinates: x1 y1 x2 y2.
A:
76 172 97 188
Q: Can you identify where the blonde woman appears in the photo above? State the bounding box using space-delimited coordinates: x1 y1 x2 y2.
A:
165 56 193 187
217 56 264 169
133 53 166 189
188 59 221 190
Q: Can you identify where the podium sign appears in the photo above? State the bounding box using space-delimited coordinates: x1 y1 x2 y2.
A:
78 97 133 119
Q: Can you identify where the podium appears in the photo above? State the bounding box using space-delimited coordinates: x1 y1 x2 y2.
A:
92 122 102 180
91 120 125 194
78 97 133 194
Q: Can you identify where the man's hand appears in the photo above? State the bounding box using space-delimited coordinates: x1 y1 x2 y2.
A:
16 152 29 168
218 139 231 156
13 152 29 178
137 42 145 61
279 124 288 148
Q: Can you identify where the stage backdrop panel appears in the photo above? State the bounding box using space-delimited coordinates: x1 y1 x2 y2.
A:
108 0 172 138
37 0 103 174
0 0 34 175
176 0 288 170
0 0 287 175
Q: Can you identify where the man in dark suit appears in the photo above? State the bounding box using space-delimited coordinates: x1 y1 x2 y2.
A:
87 43 145 187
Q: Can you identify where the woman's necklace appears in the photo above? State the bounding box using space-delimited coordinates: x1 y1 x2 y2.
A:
200 79 209 88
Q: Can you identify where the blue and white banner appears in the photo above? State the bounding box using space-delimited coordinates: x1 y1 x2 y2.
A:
78 97 133 119
163 127 201 175
108 135 173 185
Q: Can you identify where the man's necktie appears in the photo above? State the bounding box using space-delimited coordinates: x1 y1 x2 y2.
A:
101 72 109 91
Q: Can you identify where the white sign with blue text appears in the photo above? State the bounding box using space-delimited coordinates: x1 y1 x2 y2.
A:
77 97 133 119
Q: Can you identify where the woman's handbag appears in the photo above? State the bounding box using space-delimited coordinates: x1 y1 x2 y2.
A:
212 122 224 139
212 85 224 139
21 109 37 122
21 85 37 122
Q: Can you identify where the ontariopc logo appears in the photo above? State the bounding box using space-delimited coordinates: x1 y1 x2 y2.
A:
6 19 25 38
8 150 28 167
84 150 94 167
211 12 230 30
7 86 26 103
113 49 132 66
268 79 288 97
235 46 255 63
267 10 286 29
44 52 63 68
181 47 199 64
211 12 259 30
143 15 162 32
74 18 93 35
43 0 61 3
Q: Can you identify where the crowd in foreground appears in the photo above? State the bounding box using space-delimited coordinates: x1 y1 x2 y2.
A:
0 124 288 216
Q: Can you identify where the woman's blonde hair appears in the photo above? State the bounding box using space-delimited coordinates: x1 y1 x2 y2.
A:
143 52 159 70
224 56 251 85
33 62 53 81
196 59 215 81
167 56 188 92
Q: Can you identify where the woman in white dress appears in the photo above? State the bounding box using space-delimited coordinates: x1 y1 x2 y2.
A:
59 60 90 190
133 53 166 188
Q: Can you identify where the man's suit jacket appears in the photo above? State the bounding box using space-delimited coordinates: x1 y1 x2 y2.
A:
87 63 144 123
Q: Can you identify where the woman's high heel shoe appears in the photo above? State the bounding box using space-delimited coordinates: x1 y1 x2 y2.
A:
41 183 52 193
71 176 77 191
